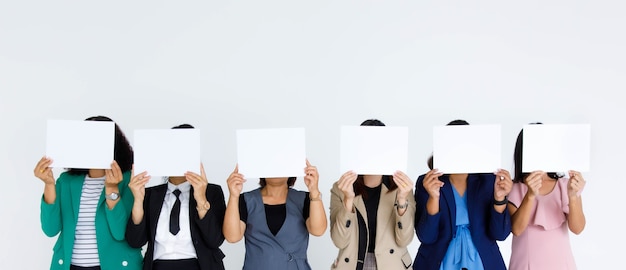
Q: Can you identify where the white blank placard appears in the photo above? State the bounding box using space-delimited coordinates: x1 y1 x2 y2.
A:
340 126 408 175
236 128 306 179
522 124 591 172
133 129 201 186
433 125 501 174
45 119 115 169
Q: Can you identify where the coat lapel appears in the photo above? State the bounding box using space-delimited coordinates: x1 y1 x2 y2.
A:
188 186 197 217
440 175 456 231
466 174 479 221
353 195 367 226
150 185 168 234
69 174 84 221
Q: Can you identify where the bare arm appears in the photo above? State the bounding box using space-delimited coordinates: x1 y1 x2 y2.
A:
566 171 586 234
34 157 57 204
304 160 327 236
222 166 247 243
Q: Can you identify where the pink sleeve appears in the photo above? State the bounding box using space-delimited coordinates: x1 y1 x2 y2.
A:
508 182 527 208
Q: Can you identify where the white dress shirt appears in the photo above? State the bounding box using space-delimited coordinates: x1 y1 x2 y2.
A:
153 181 197 260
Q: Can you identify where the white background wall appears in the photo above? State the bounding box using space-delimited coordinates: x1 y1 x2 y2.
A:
1 1 624 269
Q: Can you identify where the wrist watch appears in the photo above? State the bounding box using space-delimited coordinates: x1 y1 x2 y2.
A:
105 192 120 201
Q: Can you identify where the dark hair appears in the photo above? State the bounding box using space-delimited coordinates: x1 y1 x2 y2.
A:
427 119 470 169
353 119 397 199
259 177 297 188
67 116 134 175
172 123 194 129
513 122 560 183
360 119 385 127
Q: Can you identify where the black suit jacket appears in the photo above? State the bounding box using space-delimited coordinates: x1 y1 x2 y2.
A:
126 183 226 270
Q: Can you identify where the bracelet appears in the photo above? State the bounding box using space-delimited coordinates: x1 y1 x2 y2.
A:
196 200 210 211
494 196 508 206
396 200 409 209
310 192 322 201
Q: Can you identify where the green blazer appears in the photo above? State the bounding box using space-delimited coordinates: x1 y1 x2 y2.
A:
40 171 142 270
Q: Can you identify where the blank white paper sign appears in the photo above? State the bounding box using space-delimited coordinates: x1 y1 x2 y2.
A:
522 124 591 172
433 125 501 174
45 119 115 169
133 129 201 186
236 128 306 179
340 126 408 175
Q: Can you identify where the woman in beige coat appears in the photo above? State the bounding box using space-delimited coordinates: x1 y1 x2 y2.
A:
330 119 416 270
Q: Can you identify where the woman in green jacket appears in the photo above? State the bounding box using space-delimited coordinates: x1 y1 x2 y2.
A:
34 116 142 270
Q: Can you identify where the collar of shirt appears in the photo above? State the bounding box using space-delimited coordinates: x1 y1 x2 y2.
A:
167 180 191 196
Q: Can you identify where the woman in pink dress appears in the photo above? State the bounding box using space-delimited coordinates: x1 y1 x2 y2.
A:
507 124 587 270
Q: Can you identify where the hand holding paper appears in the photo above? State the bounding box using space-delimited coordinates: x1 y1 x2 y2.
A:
226 165 246 197
34 156 55 185
304 160 320 195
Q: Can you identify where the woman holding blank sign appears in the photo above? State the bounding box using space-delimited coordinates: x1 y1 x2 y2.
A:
125 124 226 270
329 119 416 270
222 160 327 270
507 125 586 270
35 116 142 270
413 119 512 270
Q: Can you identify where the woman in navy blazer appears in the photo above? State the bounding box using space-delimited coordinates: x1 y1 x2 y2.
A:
413 120 513 270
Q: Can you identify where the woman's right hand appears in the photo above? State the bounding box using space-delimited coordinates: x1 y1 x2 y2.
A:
524 171 543 196
337 171 358 211
422 169 444 198
226 165 245 197
129 169 150 202
34 156 55 185
337 171 357 200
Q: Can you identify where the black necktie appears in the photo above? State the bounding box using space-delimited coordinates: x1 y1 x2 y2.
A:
170 189 181 235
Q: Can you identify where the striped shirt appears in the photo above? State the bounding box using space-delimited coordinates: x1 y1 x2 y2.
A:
71 175 105 267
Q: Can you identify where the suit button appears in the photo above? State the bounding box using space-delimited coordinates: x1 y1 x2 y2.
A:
389 249 394 254
58 259 63 265
346 220 351 228
397 222 403 229
122 261 128 266
345 258 349 263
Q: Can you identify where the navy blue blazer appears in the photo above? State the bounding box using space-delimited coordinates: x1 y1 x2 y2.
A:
413 173 511 270
125 183 226 270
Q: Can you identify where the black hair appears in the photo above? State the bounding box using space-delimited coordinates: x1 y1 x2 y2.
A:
172 123 194 129
67 116 133 175
360 119 386 127
427 119 470 170
513 122 561 183
354 118 398 199
259 177 297 187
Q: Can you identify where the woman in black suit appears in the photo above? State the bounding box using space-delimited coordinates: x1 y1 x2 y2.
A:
125 124 226 270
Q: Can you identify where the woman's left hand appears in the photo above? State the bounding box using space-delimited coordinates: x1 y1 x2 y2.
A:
493 169 513 200
186 163 209 203
105 160 123 188
304 159 320 195
568 170 585 198
392 171 414 201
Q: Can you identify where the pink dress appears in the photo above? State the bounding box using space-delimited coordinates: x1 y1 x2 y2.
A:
508 178 577 270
